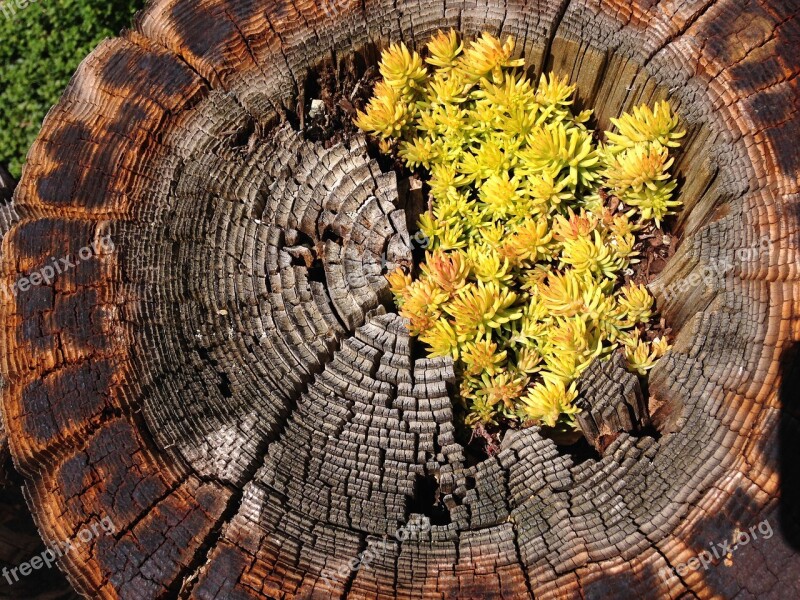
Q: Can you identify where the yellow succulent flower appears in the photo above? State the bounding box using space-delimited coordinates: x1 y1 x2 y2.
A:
432 191 470 224
479 172 526 220
622 332 671 375
559 230 625 278
386 268 412 305
605 100 686 152
418 103 470 138
354 81 417 139
535 72 575 108
420 250 470 294
541 351 595 385
457 32 525 83
419 318 461 359
651 336 671 357
616 283 654 325
552 209 599 242
608 213 639 238
422 71 470 107
610 231 639 261
500 103 540 140
520 122 599 189
379 42 429 95
474 370 530 410
445 281 523 339
624 179 681 227
515 346 543 373
476 222 508 249
624 338 655 375
400 279 449 336
429 162 469 200
500 217 553 265
582 279 622 336
603 143 674 194
545 316 595 355
524 170 572 211
459 138 516 183
507 298 548 347
472 70 536 114
437 219 468 251
521 379 580 427
463 386 501 427
461 338 508 376
539 270 586 317
426 30 465 72
399 136 439 170
542 317 604 379
418 212 443 245
652 337 672 358
467 245 514 285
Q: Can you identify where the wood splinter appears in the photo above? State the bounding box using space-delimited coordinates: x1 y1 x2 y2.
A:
575 353 651 453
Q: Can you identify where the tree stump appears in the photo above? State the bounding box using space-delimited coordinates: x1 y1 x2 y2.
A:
1 1 799 598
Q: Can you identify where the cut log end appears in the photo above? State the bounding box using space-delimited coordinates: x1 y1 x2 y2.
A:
1 0 798 598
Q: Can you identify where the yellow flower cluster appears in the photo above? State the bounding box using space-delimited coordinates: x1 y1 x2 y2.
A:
602 103 685 226
358 31 684 431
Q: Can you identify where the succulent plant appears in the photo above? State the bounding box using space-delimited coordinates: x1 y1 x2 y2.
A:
358 30 685 431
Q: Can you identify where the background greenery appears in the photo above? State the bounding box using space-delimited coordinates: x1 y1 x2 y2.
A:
0 0 143 179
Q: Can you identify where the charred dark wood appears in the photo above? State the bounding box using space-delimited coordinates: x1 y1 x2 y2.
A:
0 165 13 205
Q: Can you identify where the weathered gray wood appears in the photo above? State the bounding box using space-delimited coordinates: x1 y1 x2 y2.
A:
576 353 649 453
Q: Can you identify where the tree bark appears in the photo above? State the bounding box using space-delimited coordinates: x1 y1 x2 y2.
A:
1 1 799 598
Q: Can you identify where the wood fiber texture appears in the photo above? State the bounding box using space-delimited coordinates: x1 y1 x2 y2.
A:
1 0 799 599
